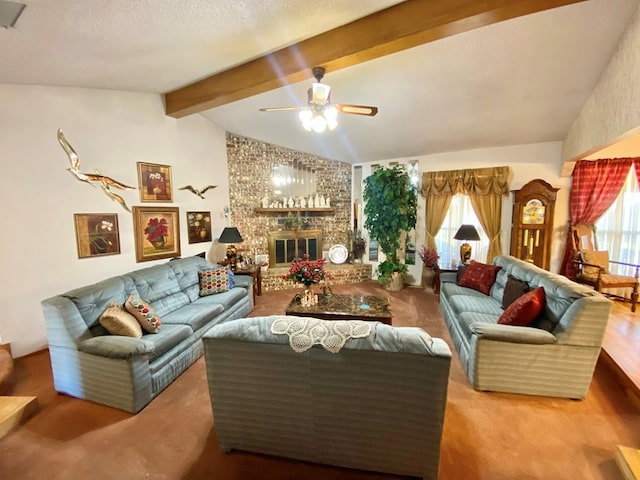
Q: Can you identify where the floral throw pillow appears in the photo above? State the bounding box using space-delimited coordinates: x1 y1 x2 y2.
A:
498 287 546 326
199 267 230 296
457 261 501 296
125 294 161 333
99 302 142 338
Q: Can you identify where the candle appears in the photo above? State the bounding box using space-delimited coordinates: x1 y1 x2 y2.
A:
523 229 529 247
535 230 540 247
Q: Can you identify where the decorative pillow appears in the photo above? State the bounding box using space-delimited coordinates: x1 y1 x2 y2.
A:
125 294 161 333
581 250 610 276
456 264 468 283
498 287 546 326
502 275 530 309
99 302 142 338
457 261 501 295
199 267 230 296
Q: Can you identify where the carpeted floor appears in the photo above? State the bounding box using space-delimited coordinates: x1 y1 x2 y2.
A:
1 281 639 479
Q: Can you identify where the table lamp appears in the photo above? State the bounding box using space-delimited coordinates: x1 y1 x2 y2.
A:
218 227 243 270
453 224 480 264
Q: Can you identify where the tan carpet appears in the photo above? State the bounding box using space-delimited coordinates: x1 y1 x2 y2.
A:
1 282 639 479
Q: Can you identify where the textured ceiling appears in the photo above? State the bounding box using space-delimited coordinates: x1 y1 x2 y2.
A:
1 0 638 165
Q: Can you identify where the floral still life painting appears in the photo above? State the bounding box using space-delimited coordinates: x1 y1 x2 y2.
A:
133 206 181 262
137 162 173 202
186 211 212 244
74 213 121 258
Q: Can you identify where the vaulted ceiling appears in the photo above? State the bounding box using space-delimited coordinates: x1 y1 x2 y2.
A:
1 0 638 167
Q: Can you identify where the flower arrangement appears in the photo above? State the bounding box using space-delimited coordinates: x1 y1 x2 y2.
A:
419 246 440 269
282 254 332 287
145 218 168 244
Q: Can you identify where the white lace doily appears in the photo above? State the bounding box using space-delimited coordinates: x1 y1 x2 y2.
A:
271 317 372 353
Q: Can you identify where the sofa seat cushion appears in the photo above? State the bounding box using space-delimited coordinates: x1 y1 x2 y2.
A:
449 294 503 318
192 287 246 309
162 303 225 331
143 324 193 360
440 282 489 299
457 311 499 339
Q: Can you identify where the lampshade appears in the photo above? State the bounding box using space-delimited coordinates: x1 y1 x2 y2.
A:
453 225 480 241
218 227 243 244
453 224 480 264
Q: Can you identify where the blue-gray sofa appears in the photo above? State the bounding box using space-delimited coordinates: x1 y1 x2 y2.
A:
41 255 253 412
439 255 612 399
203 315 452 480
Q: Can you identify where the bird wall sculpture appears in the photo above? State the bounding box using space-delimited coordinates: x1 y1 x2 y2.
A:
57 129 135 212
179 185 217 199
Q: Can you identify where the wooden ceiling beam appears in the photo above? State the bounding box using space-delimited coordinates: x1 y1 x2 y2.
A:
164 0 586 118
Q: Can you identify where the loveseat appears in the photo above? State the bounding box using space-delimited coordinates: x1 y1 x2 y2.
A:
203 315 452 480
41 255 253 413
439 255 612 399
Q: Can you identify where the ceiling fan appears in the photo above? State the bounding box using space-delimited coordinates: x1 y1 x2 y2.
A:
259 67 378 133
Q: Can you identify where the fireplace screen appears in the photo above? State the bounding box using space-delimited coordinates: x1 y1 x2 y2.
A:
268 230 322 267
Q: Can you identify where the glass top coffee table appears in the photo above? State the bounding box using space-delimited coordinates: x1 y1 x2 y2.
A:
285 294 393 325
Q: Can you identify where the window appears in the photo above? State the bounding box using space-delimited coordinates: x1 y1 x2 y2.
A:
595 168 640 275
434 194 489 267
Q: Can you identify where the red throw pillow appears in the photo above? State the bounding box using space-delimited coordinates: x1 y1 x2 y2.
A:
498 287 546 326
457 261 501 295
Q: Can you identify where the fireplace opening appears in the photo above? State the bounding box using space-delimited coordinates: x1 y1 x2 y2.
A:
268 230 322 267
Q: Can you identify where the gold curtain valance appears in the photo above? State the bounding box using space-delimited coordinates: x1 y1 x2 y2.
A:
420 166 510 196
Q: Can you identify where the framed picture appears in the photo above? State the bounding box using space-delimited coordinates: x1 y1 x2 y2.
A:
255 253 269 269
137 162 173 202
74 213 121 259
186 211 212 244
133 206 181 262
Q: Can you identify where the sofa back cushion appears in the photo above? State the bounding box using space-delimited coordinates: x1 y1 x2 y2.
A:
64 275 137 329
126 264 190 317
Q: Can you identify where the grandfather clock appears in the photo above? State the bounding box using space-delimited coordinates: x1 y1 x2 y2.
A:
510 179 558 270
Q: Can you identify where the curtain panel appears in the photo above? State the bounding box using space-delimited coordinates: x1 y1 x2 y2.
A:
560 158 635 278
421 166 510 263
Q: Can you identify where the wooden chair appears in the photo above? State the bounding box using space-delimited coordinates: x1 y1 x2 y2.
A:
571 222 638 312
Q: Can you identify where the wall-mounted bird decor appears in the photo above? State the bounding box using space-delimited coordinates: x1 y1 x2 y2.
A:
57 129 135 212
179 185 217 199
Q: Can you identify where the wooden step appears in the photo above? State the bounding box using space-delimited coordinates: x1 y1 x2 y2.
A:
616 445 640 480
0 396 38 439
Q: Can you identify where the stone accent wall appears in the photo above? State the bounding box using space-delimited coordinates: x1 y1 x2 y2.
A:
226 131 353 263
262 264 372 292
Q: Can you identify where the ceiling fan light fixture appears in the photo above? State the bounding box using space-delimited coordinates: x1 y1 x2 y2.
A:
311 115 327 133
310 82 331 105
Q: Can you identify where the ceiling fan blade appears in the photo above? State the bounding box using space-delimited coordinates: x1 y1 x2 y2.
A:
335 104 379 116
259 106 307 112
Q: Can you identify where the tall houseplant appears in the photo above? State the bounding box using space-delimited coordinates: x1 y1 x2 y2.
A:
363 165 417 289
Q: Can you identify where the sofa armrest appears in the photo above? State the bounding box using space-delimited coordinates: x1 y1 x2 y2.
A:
470 323 557 345
78 336 154 359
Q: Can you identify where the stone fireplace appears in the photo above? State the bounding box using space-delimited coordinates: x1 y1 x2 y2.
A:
268 229 322 267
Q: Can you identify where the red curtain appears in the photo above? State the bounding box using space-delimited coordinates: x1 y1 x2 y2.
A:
560 158 633 278
635 159 640 188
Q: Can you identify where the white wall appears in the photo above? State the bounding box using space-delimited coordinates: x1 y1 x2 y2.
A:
0 85 229 357
563 3 640 162
356 142 571 286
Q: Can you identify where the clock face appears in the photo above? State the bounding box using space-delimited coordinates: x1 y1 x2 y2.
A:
522 199 545 224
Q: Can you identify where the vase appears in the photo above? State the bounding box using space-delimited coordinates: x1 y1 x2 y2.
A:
151 237 166 249
423 267 436 292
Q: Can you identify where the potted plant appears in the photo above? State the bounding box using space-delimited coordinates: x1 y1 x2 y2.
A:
363 165 417 291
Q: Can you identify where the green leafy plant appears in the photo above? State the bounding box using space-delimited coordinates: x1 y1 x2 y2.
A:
363 165 417 285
